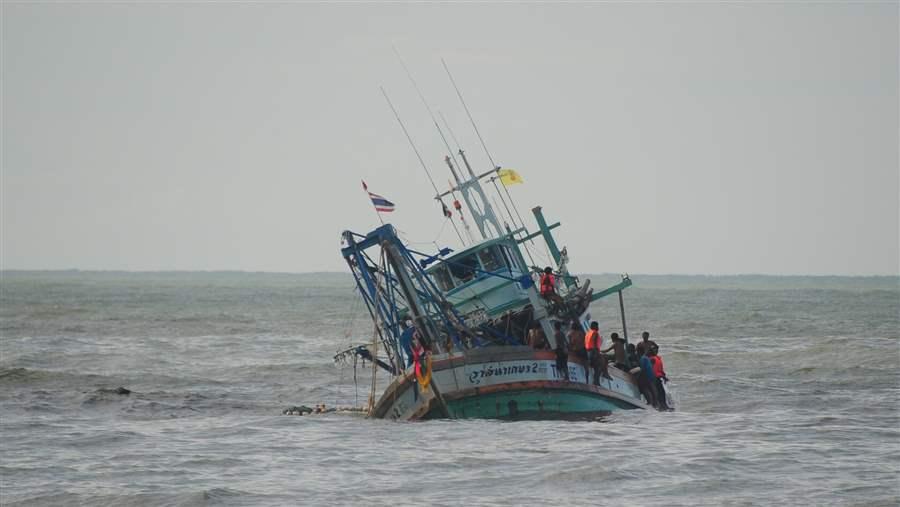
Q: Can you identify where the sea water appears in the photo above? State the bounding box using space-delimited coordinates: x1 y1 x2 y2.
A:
1 271 898 506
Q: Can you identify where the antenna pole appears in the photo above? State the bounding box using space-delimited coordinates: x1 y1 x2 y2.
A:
440 61 531 234
442 58 496 169
440 112 513 232
380 86 465 245
393 47 466 184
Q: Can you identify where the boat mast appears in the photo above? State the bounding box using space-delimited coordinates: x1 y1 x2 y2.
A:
441 58 530 234
440 111 516 235
392 47 478 248
618 289 630 349
444 166 476 244
380 86 466 246
440 153 503 241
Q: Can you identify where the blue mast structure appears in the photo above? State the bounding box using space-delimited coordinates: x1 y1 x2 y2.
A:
342 225 471 373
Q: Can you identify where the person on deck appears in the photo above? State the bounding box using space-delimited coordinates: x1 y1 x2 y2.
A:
584 321 611 385
626 343 638 369
539 267 566 309
411 335 425 401
527 322 548 350
567 322 587 381
399 320 416 368
552 321 569 381
640 331 657 354
649 345 670 411
601 332 628 370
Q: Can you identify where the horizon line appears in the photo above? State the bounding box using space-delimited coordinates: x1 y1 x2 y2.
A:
1 269 898 278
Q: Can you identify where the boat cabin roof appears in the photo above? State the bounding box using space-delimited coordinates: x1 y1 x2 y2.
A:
424 236 526 295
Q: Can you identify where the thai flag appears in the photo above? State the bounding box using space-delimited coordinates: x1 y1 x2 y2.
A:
362 180 395 212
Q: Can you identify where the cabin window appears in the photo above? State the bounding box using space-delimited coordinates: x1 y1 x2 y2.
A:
478 247 502 272
449 254 478 283
432 265 455 292
500 245 519 271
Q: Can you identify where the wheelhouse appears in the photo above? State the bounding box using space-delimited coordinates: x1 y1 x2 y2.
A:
426 238 531 317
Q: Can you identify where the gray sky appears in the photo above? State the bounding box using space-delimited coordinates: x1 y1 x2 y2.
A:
2 2 898 275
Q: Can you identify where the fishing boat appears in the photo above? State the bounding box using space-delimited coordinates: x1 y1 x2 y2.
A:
335 68 665 421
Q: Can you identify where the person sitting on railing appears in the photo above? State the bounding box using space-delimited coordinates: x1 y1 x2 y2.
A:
601 332 628 370
539 267 566 308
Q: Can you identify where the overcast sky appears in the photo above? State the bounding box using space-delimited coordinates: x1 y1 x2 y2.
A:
2 2 897 275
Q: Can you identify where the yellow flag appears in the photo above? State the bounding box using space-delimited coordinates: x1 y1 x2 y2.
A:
499 169 524 186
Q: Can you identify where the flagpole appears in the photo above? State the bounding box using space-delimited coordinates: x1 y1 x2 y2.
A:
362 180 385 226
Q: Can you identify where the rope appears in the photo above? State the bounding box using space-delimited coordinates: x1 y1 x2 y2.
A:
395 218 450 248
353 355 359 407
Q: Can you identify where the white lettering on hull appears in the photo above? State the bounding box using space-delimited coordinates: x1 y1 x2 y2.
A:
433 358 640 399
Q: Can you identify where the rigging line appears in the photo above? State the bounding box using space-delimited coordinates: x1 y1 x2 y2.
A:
499 177 531 244
488 193 507 228
445 203 465 246
441 58 496 170
353 354 359 407
542 238 555 267
394 217 449 247
381 87 440 195
433 217 450 245
448 185 476 244
336 356 344 408
437 76 529 236
438 110 462 154
443 57 525 238
345 290 363 340
439 111 519 235
436 112 485 241
441 216 465 251
393 46 465 182
381 80 465 247
521 238 538 269
489 177 517 232
534 243 553 269
397 222 451 251
381 86 464 246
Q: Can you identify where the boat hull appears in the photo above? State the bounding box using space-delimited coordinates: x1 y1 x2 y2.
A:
439 385 642 420
372 347 646 421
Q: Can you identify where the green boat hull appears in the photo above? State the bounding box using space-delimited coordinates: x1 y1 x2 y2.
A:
371 352 648 421
428 388 642 420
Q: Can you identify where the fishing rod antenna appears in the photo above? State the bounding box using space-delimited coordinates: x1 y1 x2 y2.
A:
441 57 496 170
380 86 466 245
393 46 465 181
440 58 530 235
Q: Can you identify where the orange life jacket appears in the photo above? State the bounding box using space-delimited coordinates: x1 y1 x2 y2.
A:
652 355 666 378
540 273 555 296
413 344 424 376
584 329 600 351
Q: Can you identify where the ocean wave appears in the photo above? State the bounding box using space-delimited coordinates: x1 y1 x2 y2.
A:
4 487 263 507
0 367 110 386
